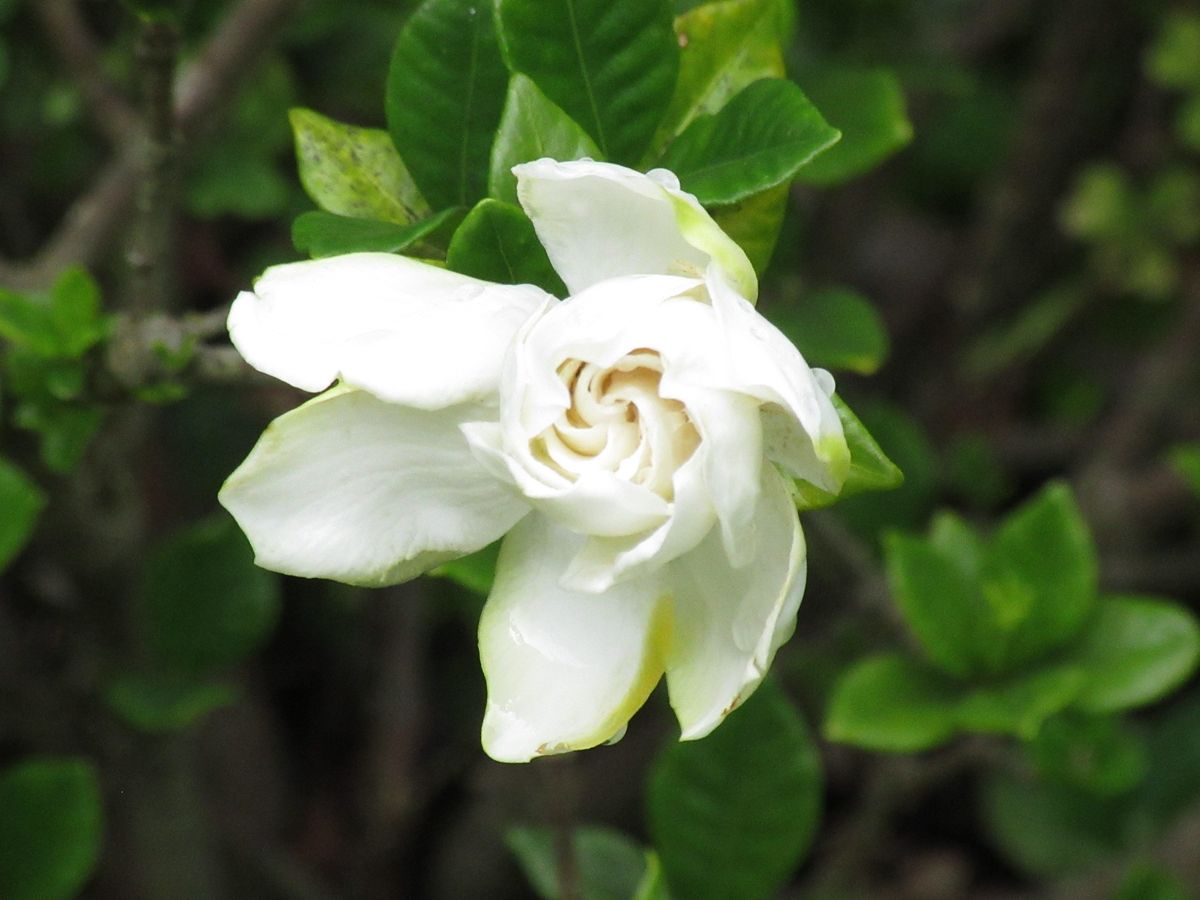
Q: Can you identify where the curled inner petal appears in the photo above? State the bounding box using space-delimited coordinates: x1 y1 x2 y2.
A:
530 350 701 501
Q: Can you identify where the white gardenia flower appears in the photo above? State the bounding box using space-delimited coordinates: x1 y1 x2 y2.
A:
219 159 850 763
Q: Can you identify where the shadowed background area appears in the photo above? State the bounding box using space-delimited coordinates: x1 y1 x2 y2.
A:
1 0 1199 898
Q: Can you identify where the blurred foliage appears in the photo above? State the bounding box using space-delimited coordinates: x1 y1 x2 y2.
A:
0 0 1198 898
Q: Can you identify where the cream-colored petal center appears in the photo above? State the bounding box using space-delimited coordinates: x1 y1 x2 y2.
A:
531 351 700 499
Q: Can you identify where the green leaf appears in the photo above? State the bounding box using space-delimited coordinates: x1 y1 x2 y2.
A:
0 270 106 359
49 268 107 358
825 654 959 752
506 825 648 900
661 78 840 205
32 404 103 474
143 517 280 673
1168 442 1200 496
883 533 986 679
186 151 291 220
292 208 461 258
954 666 1085 741
795 68 912 186
982 482 1098 667
104 674 239 733
290 107 430 223
633 852 672 900
0 458 45 572
1113 863 1193 900
710 184 789 275
1146 10 1200 90
0 758 102 900
767 286 889 374
488 74 602 207
1029 715 1148 797
1065 594 1200 714
496 0 678 164
648 680 821 899
430 540 501 595
792 396 904 510
386 0 509 208
446 199 567 295
652 0 785 156
982 774 1126 877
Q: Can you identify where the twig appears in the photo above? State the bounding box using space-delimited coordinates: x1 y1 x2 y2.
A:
0 0 303 291
31 0 140 146
127 17 180 316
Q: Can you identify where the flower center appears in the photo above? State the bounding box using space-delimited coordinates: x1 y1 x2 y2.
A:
532 350 700 500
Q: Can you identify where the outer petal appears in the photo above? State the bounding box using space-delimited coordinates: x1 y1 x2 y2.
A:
707 272 849 493
228 253 551 408
479 514 672 763
515 159 757 300
219 386 529 586
665 464 807 740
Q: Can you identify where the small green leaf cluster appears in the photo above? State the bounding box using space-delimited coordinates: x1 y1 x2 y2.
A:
103 517 281 733
1146 9 1200 152
286 0 911 294
826 483 1200 752
983 697 1200 883
1061 163 1200 302
0 269 110 576
507 681 823 900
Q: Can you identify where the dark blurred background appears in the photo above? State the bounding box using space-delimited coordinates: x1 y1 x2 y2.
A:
2 0 1199 898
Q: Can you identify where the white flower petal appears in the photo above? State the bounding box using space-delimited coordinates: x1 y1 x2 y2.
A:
515 159 756 300
706 272 849 493
665 464 807 740
219 386 529 586
479 514 672 763
228 253 552 408
561 450 716 592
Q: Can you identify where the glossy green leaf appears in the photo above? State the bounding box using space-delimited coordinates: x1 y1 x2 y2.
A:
143 517 280 673
981 482 1098 667
292 208 461 258
955 666 1085 740
496 0 677 164
488 74 602 207
793 395 904 510
825 654 958 752
506 825 648 900
386 0 509 208
661 78 840 205
290 107 429 223
652 0 785 156
1065 594 1200 714
710 184 789 275
649 680 821 899
104 674 238 733
0 458 44 572
795 68 912 186
446 199 567 295
768 287 889 374
884 533 986 678
0 758 102 900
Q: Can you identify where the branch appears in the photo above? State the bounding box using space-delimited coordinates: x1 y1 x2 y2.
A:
31 0 140 147
0 0 303 291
